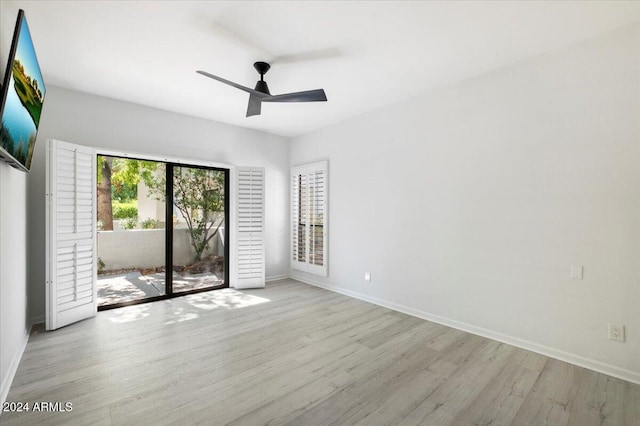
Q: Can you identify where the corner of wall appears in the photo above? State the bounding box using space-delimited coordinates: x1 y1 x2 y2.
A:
0 322 32 406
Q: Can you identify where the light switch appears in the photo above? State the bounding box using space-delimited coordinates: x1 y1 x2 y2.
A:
570 264 583 280
364 272 371 282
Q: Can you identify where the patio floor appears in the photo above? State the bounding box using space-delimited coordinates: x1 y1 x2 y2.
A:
98 271 224 306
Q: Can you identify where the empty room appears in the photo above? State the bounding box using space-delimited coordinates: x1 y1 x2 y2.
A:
0 1 638 425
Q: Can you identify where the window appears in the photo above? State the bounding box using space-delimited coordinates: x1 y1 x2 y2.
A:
291 161 328 276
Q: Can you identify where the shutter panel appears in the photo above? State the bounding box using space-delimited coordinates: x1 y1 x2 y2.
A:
291 161 328 276
309 168 325 266
292 172 307 263
46 140 97 330
234 167 265 289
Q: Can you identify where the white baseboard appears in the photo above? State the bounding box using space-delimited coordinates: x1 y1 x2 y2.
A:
30 315 45 326
290 274 640 386
266 274 290 283
0 321 34 407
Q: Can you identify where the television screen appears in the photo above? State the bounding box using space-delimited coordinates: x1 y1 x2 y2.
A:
0 9 45 172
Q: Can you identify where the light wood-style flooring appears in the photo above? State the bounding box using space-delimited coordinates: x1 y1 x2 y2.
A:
3 279 639 425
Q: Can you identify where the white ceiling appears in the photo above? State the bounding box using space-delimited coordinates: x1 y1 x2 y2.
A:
1 1 639 137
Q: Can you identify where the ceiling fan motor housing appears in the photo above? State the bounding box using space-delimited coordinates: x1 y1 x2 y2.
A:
253 62 271 94
254 80 270 95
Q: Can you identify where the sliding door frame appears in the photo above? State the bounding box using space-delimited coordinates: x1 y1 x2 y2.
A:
96 150 231 311
166 161 230 297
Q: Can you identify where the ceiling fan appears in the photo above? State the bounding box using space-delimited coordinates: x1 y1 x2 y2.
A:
197 62 327 117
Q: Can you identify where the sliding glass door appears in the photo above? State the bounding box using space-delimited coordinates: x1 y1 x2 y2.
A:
96 156 167 307
171 165 228 294
97 156 229 309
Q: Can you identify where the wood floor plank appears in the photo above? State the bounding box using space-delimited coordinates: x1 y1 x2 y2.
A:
568 370 634 426
284 338 442 426
511 358 585 425
449 348 545 425
356 314 425 349
2 279 638 426
624 380 640 425
397 340 516 425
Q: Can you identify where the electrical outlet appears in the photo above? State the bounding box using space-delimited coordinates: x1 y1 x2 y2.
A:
364 272 371 283
608 323 625 342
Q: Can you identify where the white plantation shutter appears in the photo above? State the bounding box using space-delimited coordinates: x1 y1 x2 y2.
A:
46 139 97 330
292 172 306 264
291 161 328 276
234 167 265 289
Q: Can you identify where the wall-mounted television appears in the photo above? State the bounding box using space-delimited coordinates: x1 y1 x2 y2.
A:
0 9 45 172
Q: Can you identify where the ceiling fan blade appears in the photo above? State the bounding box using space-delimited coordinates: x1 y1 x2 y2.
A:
263 89 327 103
246 94 262 117
196 70 268 98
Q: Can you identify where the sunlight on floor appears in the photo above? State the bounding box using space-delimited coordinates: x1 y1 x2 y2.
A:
164 306 201 325
106 304 151 324
184 289 271 311
105 288 270 325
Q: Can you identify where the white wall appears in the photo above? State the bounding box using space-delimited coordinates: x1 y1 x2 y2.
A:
290 24 640 383
29 86 290 321
0 166 29 404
